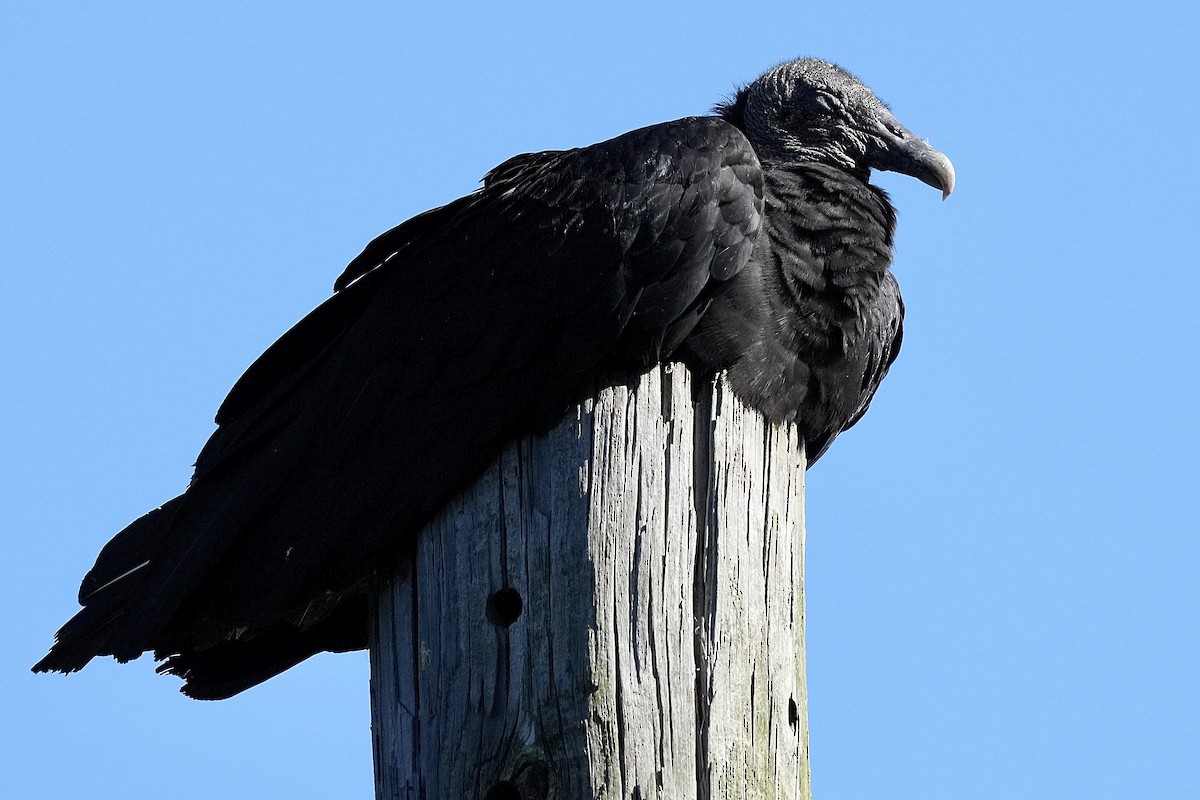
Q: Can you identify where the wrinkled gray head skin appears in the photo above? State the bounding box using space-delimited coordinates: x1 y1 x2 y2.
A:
732 58 955 198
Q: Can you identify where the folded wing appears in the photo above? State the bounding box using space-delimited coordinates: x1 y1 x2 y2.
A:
34 116 764 697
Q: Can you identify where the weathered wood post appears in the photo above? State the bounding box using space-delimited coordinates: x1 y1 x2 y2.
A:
369 364 810 800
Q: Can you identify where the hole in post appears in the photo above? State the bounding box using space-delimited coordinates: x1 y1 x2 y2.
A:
788 696 799 731
484 781 521 800
486 587 523 627
513 759 550 799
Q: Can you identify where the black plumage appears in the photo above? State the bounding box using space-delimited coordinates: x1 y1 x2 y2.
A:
34 58 953 699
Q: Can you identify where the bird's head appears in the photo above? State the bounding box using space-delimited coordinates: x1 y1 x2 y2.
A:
720 58 955 199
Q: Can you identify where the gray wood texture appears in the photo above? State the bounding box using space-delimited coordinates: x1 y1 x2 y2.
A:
370 365 810 800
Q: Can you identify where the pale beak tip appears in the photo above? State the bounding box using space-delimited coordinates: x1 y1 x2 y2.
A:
938 158 955 201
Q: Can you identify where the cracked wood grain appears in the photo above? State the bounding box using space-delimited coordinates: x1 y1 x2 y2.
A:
370 365 810 800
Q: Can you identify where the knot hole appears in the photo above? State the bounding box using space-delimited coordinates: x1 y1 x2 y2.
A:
484 781 521 800
486 586 523 627
485 758 549 800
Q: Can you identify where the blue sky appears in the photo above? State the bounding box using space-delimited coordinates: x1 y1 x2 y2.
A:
3 2 1197 798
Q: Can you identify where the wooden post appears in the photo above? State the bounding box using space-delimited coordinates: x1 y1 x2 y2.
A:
369 364 810 800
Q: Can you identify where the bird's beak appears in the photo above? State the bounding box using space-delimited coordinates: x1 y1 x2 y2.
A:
869 113 955 200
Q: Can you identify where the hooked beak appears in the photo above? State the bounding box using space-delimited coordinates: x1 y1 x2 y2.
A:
869 113 955 200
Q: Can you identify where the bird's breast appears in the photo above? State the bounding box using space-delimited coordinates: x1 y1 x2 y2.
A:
679 163 903 461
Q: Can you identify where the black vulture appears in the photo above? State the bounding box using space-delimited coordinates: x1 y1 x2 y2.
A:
34 58 953 699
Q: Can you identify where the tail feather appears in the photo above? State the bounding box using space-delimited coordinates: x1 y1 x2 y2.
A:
154 596 367 700
32 497 184 674
32 604 128 673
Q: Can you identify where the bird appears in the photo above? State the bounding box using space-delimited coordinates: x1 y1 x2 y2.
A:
34 58 954 699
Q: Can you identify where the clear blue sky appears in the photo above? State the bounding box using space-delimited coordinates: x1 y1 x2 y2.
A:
3 2 1197 798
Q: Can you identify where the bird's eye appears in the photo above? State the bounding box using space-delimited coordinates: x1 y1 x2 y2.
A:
814 94 837 112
